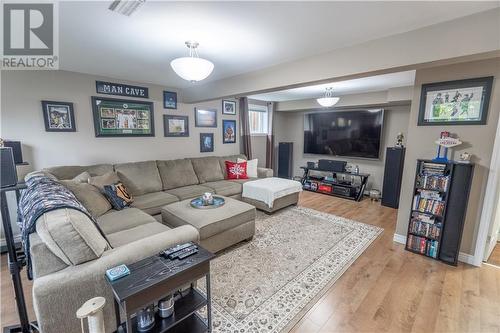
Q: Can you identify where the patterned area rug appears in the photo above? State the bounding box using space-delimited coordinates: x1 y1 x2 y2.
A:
199 206 383 333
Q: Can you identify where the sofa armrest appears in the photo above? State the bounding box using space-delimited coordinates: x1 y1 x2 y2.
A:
257 167 273 178
32 225 199 333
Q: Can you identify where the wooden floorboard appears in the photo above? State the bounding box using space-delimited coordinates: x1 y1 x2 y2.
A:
487 242 500 267
1 191 499 332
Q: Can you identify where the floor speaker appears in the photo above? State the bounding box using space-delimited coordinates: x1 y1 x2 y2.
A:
381 147 405 208
1 147 18 188
278 142 293 179
3 141 23 164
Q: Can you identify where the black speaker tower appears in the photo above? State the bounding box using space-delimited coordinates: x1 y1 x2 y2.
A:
381 147 405 208
278 142 293 179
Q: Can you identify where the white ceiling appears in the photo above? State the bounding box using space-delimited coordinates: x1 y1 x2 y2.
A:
59 2 499 89
249 70 416 102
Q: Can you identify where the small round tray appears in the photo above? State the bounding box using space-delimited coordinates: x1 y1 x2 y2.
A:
190 196 225 209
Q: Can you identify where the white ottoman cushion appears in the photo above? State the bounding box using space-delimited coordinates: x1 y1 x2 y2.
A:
242 177 302 208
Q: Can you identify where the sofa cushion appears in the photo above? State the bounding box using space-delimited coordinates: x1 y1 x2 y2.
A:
43 164 113 180
166 185 214 201
36 209 109 266
203 180 242 197
219 154 247 178
88 171 120 190
157 159 199 190
191 157 224 183
60 180 111 217
106 222 171 247
114 161 162 196
131 191 179 215
228 178 259 184
72 171 91 183
96 207 156 235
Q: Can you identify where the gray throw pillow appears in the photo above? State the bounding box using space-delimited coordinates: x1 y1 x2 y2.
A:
60 180 112 217
88 171 120 191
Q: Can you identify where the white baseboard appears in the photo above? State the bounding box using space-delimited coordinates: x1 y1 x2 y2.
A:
392 233 478 266
393 233 407 245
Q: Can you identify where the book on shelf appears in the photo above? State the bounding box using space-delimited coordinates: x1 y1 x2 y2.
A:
412 194 445 216
416 174 449 191
409 217 442 240
407 234 439 258
421 162 446 176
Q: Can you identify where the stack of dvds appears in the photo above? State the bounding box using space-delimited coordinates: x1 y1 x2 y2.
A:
421 162 446 175
416 174 449 191
412 192 445 216
409 213 442 240
407 234 439 258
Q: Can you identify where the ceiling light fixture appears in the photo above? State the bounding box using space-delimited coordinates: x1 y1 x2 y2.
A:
317 88 340 107
108 0 145 16
170 41 214 82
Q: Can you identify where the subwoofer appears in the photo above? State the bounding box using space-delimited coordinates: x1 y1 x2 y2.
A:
1 147 18 188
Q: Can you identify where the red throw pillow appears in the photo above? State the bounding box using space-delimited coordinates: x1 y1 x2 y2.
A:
225 161 248 180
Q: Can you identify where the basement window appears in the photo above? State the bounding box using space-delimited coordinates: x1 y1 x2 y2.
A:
249 104 268 135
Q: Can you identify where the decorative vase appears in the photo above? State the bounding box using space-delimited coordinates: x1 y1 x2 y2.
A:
202 192 214 205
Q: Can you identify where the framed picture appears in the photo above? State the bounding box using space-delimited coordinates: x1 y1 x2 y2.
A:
163 91 177 109
222 120 236 144
195 107 217 127
200 133 214 153
222 100 236 115
418 76 493 126
41 101 76 132
91 96 154 137
164 115 189 137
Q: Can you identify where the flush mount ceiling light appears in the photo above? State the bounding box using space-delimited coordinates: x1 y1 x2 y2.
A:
108 0 145 16
170 41 214 82
317 88 340 107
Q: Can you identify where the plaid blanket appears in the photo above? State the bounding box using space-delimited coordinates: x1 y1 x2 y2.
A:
17 174 94 279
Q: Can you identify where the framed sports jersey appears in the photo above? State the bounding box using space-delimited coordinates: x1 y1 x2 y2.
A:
91 96 155 137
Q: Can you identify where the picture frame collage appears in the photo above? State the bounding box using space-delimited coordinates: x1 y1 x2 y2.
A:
39 81 238 152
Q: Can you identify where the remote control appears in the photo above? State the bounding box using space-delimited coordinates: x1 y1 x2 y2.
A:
177 248 198 260
160 242 193 257
168 245 198 259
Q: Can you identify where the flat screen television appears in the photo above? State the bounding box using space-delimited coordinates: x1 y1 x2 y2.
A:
304 109 384 159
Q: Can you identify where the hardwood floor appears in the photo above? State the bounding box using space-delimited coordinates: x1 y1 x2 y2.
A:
291 191 500 333
487 242 500 267
1 191 499 332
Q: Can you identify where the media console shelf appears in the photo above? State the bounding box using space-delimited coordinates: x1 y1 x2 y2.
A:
300 166 369 201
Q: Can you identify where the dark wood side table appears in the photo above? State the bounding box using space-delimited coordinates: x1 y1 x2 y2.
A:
107 246 215 333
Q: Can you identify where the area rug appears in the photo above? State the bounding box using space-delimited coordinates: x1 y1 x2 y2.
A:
199 206 383 333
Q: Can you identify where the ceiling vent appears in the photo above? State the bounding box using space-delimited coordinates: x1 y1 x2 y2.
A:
108 0 146 16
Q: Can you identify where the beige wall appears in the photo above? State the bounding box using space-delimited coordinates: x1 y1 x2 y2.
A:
251 135 267 168
1 70 240 172
395 57 500 256
273 92 411 191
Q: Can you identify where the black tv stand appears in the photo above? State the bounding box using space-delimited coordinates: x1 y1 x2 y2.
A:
300 166 369 201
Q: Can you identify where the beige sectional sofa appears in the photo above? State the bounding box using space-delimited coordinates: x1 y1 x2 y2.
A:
29 154 272 333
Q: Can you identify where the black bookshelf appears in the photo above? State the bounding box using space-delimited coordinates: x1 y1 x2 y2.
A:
405 159 474 265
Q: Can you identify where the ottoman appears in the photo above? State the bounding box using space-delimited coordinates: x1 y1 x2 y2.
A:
161 196 255 253
242 177 302 213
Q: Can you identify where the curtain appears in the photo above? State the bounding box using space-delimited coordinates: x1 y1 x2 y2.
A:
239 97 252 160
266 102 275 170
